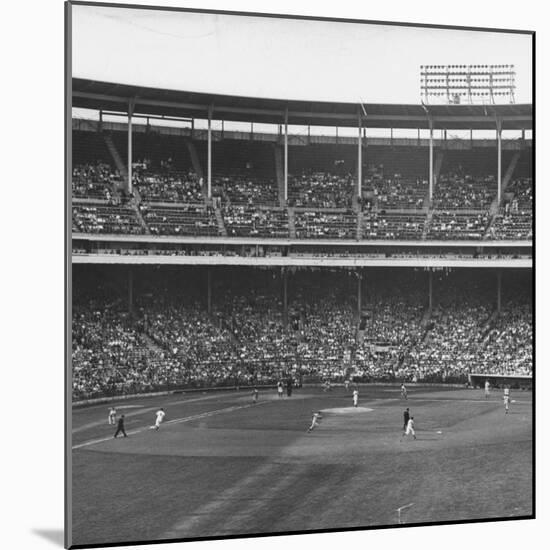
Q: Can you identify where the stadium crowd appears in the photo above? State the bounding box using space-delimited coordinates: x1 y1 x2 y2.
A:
288 172 354 208
432 173 496 210
134 164 204 203
491 178 533 240
428 211 490 240
72 303 182 397
72 154 532 241
72 162 122 200
295 210 357 239
140 204 219 236
213 175 279 205
72 204 145 235
369 176 427 210
72 269 532 400
223 206 289 237
362 211 425 240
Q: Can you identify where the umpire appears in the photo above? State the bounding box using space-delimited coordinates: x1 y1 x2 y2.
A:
114 414 128 438
403 408 410 431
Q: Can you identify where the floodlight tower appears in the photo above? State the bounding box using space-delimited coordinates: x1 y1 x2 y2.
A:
420 64 516 105
420 64 516 207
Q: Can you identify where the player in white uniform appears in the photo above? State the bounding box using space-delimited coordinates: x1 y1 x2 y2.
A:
401 417 417 441
401 383 408 400
277 381 284 398
307 411 322 432
353 388 359 407
153 408 166 430
503 387 510 414
484 380 490 399
108 407 117 425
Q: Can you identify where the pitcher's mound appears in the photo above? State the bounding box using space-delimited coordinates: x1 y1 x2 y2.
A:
322 407 373 414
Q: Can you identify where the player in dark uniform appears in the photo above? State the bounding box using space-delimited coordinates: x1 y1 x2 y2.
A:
403 408 410 431
114 414 127 438
286 377 293 397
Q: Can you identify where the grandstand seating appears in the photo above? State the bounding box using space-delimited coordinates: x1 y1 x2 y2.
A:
140 204 219 236
134 167 204 203
362 211 425 240
71 129 532 242
369 177 427 210
72 267 532 399
489 178 533 240
72 203 145 234
479 304 532 376
506 178 532 211
213 175 279 206
223 206 289 237
295 210 357 239
432 174 496 210
287 142 351 167
427 211 490 240
72 163 122 201
439 148 498 177
491 212 532 240
195 139 277 179
288 172 354 208
363 145 429 178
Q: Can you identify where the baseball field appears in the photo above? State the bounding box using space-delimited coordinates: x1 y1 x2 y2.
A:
70 384 533 547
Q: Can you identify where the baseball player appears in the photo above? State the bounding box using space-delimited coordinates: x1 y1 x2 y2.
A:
401 416 416 441
153 408 166 430
307 411 323 432
503 386 510 414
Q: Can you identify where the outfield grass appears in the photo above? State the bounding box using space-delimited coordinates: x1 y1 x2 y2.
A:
71 385 532 547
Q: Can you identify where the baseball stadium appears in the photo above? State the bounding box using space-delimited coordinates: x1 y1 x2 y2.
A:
67 7 533 549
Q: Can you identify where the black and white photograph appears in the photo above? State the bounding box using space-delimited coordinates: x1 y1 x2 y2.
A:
65 2 534 548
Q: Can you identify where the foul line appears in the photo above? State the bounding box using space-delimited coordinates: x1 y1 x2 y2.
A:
72 401 269 450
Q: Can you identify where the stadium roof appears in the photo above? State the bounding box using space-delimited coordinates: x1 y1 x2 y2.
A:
73 78 532 130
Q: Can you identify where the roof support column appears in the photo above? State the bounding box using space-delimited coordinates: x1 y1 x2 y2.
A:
282 268 288 328
496 118 502 204
128 268 133 314
357 114 362 200
428 270 433 310
284 108 288 203
207 268 212 314
127 99 134 194
497 270 502 314
429 120 434 202
357 270 362 318
207 105 213 199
